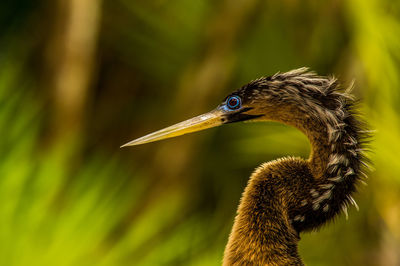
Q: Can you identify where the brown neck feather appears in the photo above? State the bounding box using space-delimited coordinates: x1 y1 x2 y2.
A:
223 111 327 265
223 102 367 265
223 159 306 265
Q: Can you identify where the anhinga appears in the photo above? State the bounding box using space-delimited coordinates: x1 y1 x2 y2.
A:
122 68 370 265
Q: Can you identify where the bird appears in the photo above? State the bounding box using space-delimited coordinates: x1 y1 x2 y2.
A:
121 68 370 265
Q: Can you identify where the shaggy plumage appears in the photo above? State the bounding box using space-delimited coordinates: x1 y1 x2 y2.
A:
222 68 371 265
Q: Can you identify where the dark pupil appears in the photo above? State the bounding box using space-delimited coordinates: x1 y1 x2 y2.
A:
228 97 239 108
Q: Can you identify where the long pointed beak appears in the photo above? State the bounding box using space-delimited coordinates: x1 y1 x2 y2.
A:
121 108 225 147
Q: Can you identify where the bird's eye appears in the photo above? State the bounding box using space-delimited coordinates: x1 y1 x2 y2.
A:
226 95 241 110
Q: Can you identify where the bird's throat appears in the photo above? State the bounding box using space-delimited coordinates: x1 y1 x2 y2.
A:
300 118 331 180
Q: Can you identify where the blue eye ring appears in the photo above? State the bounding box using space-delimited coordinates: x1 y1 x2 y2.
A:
226 95 241 110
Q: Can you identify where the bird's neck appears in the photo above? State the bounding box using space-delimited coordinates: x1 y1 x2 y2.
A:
267 106 332 179
224 105 365 264
223 160 305 265
267 105 364 231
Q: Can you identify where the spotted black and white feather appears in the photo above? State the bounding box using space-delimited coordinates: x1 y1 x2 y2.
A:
229 68 372 234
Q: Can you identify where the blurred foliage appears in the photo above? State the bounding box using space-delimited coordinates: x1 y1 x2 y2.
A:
1 0 400 265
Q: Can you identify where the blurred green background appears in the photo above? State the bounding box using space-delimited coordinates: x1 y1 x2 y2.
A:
1 0 400 265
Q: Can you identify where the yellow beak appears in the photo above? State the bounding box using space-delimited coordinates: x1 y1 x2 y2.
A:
121 108 225 147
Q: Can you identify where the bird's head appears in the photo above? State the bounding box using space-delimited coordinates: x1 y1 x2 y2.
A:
121 68 329 147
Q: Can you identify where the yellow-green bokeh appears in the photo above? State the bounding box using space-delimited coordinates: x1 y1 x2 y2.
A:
1 0 400 265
